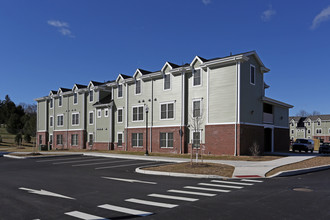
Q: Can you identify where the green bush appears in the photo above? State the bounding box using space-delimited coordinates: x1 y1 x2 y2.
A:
15 133 22 145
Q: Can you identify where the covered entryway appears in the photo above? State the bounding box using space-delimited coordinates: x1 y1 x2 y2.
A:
264 128 272 152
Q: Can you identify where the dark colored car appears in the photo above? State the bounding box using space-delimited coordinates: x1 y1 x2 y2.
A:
319 143 330 154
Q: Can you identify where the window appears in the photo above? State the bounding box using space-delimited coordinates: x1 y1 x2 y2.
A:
160 132 173 148
71 134 78 146
72 113 79 126
317 120 321 126
39 135 42 145
97 109 102 118
291 130 294 134
57 115 64 126
307 122 311 126
164 74 171 90
118 108 123 123
89 90 94 102
50 99 53 108
193 69 201 86
104 108 109 117
308 129 311 134
73 93 78 104
193 100 201 118
291 122 294 126
192 131 201 148
118 133 123 146
59 96 62 107
49 135 53 145
88 134 93 146
135 80 141 94
316 128 322 134
118 84 123 98
50 116 53 127
250 65 255 85
89 111 94 125
56 134 63 145
133 106 144 121
160 103 174 119
132 133 143 147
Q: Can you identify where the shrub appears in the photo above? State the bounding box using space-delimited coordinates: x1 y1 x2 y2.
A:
24 134 31 143
249 142 261 156
15 133 22 145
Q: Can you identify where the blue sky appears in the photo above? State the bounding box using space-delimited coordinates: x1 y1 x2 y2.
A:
0 0 329 116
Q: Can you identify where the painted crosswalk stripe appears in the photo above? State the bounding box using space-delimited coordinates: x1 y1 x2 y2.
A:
167 189 216 197
126 198 178 208
148 193 198 202
241 179 263 183
184 186 230 193
72 160 128 167
198 183 243 189
65 211 107 220
98 204 153 216
53 158 109 165
95 161 158 170
211 180 253 186
36 157 91 163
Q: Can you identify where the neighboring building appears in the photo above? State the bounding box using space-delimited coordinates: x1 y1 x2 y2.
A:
289 115 330 143
35 51 293 155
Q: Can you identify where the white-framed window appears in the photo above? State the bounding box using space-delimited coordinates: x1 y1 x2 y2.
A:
163 73 171 90
97 109 102 118
250 64 255 85
50 98 53 109
291 130 294 134
72 113 79 126
317 120 321 126
88 133 93 146
59 96 62 107
117 108 123 123
316 128 322 134
50 116 53 127
308 129 311 134
71 134 78 146
89 111 94 125
104 108 109 117
160 102 174 120
73 92 78 105
117 132 123 147
57 114 64 126
192 131 201 148
291 122 294 127
307 121 311 126
132 106 144 122
193 69 201 86
56 134 63 145
160 132 173 148
192 99 202 118
89 90 94 102
132 133 143 147
118 84 123 98
135 80 141 95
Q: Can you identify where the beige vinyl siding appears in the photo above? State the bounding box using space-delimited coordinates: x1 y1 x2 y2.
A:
54 95 68 130
37 100 47 131
95 108 111 142
239 57 264 124
208 64 236 123
273 106 289 127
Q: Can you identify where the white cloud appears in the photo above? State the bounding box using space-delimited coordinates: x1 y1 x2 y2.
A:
47 20 74 38
261 5 276 22
202 0 211 6
311 6 330 30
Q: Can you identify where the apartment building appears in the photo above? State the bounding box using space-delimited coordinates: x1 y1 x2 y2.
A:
289 115 330 143
36 51 293 155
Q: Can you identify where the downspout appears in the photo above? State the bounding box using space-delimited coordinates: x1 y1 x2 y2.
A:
235 61 241 156
125 83 128 151
150 79 153 153
109 105 112 150
180 68 185 154
66 95 69 149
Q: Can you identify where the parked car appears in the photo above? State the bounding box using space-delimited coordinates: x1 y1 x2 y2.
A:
292 139 314 153
319 143 330 154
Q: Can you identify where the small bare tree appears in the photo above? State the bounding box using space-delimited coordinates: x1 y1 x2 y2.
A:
189 101 204 165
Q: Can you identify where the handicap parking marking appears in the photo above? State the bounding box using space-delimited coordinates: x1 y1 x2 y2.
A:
98 204 153 217
65 211 108 220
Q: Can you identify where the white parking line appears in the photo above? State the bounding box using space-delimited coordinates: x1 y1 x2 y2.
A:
198 183 243 189
211 180 253 186
167 189 216 197
98 204 153 216
36 157 91 163
95 161 159 170
241 179 263 183
184 186 230 193
65 211 107 220
53 158 109 165
102 177 157 184
148 193 198 202
72 160 128 167
126 198 178 208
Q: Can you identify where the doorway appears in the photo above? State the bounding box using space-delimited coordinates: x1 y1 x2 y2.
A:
264 128 272 152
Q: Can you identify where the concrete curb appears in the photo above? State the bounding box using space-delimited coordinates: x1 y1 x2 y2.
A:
267 164 330 178
135 165 227 179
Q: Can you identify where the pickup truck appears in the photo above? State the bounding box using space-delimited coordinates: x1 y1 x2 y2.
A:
292 139 314 153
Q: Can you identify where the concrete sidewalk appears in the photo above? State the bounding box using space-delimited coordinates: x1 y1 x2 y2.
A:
6 151 317 178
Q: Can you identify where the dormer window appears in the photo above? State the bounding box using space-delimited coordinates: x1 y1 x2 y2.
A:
89 90 94 102
250 65 255 85
59 96 62 107
118 84 123 98
73 93 78 104
135 80 141 95
164 74 171 90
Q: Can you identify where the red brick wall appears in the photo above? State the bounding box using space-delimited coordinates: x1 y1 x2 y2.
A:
313 136 330 142
91 142 111 150
53 130 85 150
274 128 290 152
36 131 48 147
205 124 236 155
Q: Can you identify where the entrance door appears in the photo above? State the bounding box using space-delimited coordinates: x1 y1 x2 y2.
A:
264 128 272 152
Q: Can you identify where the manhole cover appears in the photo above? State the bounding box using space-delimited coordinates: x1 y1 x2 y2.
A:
293 188 313 192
